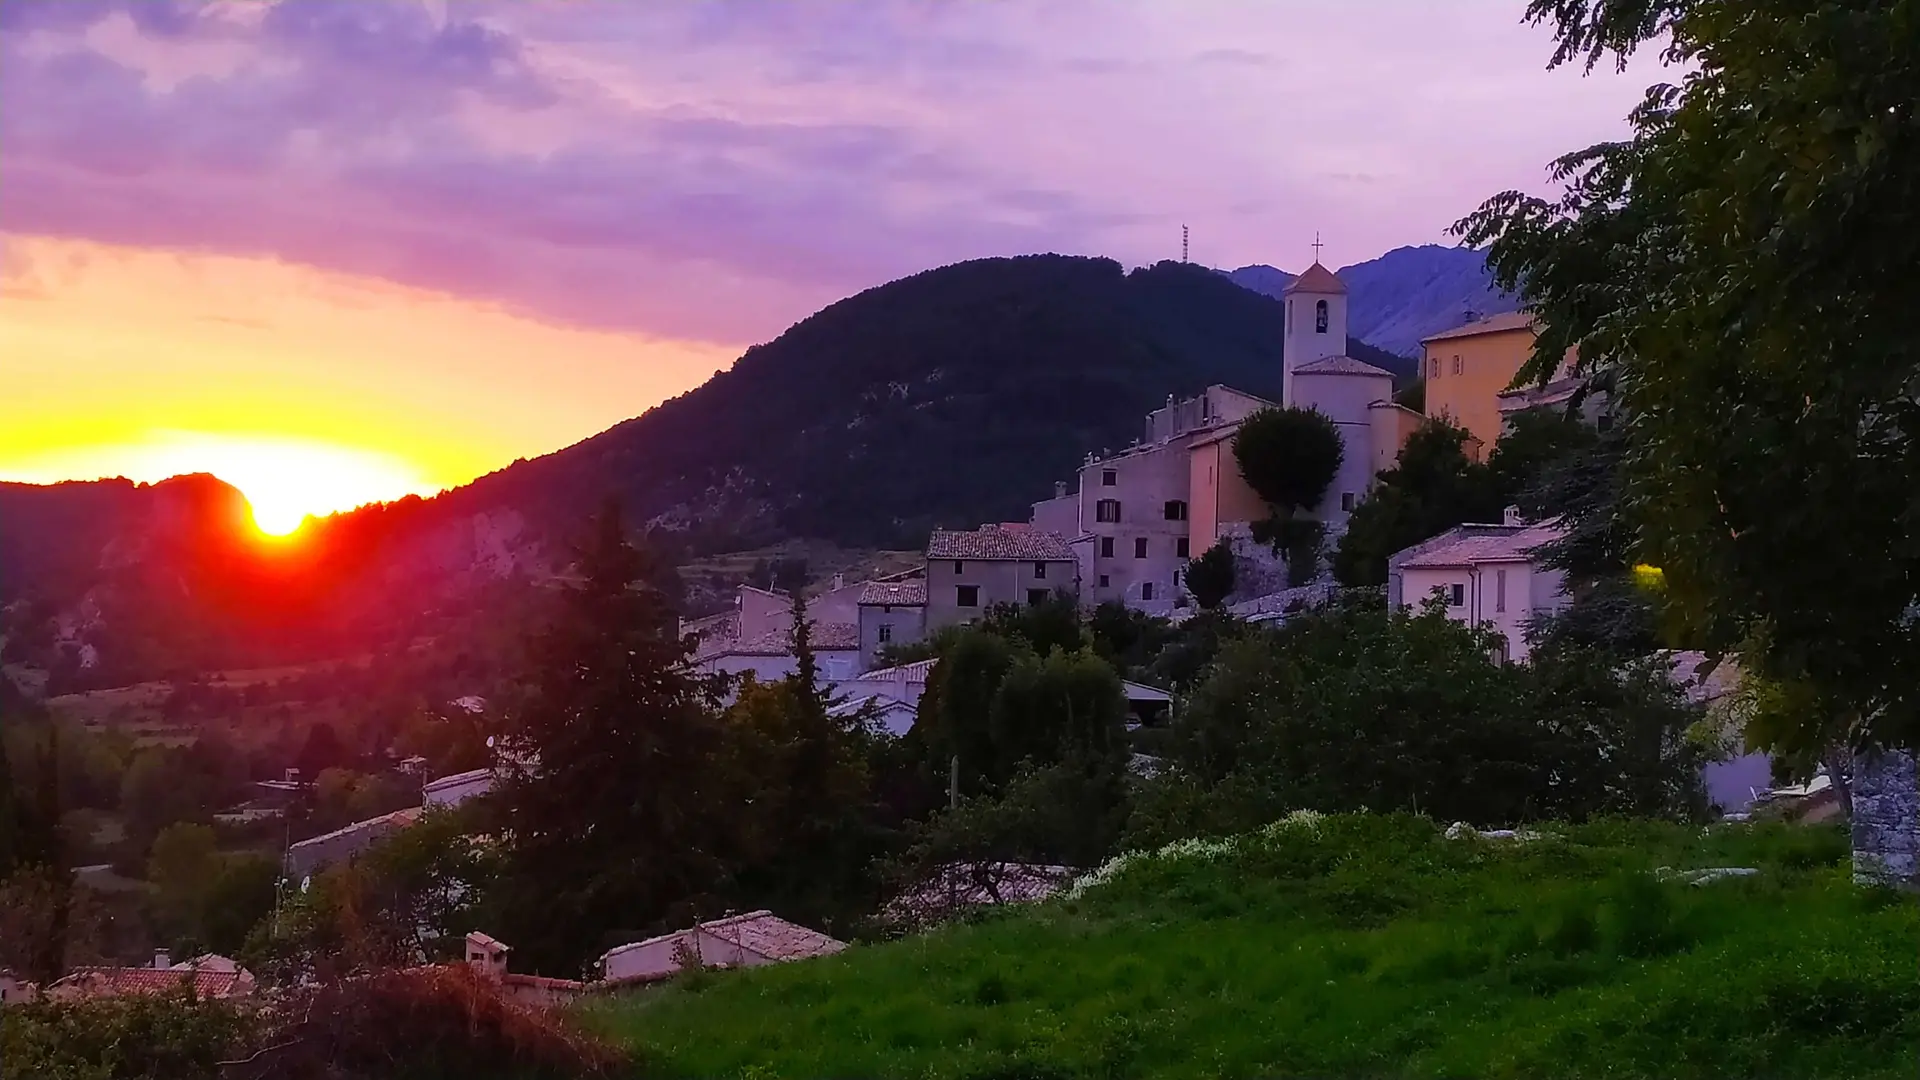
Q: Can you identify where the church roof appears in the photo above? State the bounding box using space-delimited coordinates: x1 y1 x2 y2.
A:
1293 355 1396 378
1421 310 1533 344
1283 262 1347 296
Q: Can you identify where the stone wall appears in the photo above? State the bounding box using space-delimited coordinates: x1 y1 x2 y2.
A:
1852 748 1919 889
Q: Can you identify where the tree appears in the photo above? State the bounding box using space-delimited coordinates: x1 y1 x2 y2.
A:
1457 0 1920 751
199 854 279 957
717 593 881 930
148 822 221 944
295 722 352 778
1160 601 1705 828
1184 539 1236 610
1233 407 1343 584
489 500 731 974
1333 421 1505 586
915 629 1020 798
1233 406 1345 516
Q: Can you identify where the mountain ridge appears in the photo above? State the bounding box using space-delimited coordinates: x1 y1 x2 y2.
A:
1224 243 1517 357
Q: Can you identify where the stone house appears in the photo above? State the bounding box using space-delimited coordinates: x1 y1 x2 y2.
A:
1387 512 1568 663
464 932 584 1009
924 526 1078 631
693 622 862 687
855 577 927 672
598 910 846 987
46 951 257 1002
0 969 36 1006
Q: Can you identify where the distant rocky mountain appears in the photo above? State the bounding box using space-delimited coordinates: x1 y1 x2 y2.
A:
1226 244 1517 357
4 253 1441 684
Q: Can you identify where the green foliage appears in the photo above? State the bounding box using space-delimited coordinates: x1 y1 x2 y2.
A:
1181 540 1235 610
198 854 278 958
1082 602 1176 679
0 864 107 981
0 987 257 1080
587 816 1920 1080
1459 0 1920 749
147 822 220 942
489 501 732 974
1333 420 1506 586
1155 603 1706 830
1232 405 1344 518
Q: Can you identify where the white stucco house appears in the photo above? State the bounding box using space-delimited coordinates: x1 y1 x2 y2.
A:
856 577 928 672
424 767 495 809
693 623 862 689
599 911 846 987
1387 512 1568 663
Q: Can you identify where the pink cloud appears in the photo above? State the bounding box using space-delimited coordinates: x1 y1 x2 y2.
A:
0 0 1663 348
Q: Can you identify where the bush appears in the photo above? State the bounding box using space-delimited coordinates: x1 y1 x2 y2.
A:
227 965 625 1080
0 988 256 1080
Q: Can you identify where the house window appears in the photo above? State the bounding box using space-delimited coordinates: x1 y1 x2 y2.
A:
1098 574 1110 588
877 624 893 643
1096 499 1121 523
1448 583 1465 607
1340 492 1357 512
1452 355 1463 375
1428 357 1440 379
952 560 964 575
1492 636 1511 665
1101 469 1118 487
1164 500 1188 521
957 585 980 608
1315 299 1329 334
1495 568 1507 613
1142 582 1156 601
1027 589 1048 607
1033 561 1047 580
1134 538 1148 559
1176 537 1190 558
1100 536 1115 558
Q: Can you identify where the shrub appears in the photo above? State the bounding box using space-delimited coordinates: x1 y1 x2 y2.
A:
225 966 625 1080
0 988 256 1080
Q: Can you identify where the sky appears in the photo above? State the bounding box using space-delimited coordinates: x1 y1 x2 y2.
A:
0 0 1666 532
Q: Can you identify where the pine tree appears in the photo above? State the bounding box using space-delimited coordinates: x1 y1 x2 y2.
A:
489 500 730 974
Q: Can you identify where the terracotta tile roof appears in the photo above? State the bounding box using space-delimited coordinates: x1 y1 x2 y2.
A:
927 527 1073 562
1283 261 1347 295
1398 520 1564 569
705 623 860 658
858 579 927 606
854 659 937 685
49 966 254 1001
697 910 848 962
1293 355 1397 378
1420 310 1534 344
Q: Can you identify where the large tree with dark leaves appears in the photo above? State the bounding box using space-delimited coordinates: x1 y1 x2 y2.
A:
490 502 731 974
1457 0 1920 751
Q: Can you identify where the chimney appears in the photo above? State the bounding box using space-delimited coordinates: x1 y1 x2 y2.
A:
1503 505 1523 527
1463 305 1480 326
831 572 845 591
154 949 171 970
1054 480 1068 499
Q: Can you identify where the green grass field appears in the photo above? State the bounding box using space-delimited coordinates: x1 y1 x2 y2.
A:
585 815 1920 1080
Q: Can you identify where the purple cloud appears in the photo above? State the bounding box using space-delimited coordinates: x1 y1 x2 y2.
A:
0 0 1662 347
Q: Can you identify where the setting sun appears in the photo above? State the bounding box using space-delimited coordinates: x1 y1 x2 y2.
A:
0 431 435 537
163 435 432 537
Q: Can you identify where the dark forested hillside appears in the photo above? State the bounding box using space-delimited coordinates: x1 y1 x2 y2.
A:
2 254 1414 683
437 255 1399 551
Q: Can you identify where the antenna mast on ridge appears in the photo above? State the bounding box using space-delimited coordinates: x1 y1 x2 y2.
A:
1182 224 1189 264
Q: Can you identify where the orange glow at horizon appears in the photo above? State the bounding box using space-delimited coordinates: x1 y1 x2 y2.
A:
0 237 742 518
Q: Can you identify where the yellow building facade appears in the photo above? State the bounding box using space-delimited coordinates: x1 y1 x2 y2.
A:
1419 311 1536 458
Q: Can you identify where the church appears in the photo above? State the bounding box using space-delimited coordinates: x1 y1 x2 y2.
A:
1029 259 1422 613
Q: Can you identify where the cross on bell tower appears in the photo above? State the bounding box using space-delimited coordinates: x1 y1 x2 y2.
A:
1311 233 1325 263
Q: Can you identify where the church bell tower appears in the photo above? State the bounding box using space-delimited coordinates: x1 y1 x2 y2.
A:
1281 238 1349 407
